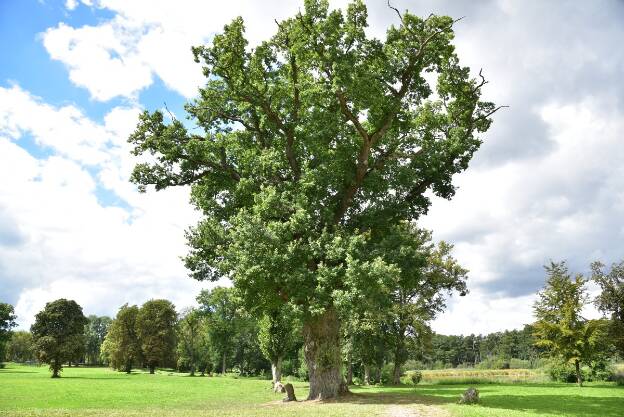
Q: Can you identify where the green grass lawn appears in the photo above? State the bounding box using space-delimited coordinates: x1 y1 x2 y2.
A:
1 364 622 417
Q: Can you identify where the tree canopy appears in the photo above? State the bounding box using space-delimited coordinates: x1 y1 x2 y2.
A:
30 299 88 377
0 303 17 364
128 0 498 399
136 299 177 374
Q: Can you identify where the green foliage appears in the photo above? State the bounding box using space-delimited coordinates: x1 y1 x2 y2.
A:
84 315 111 365
101 304 141 372
406 369 422 384
136 299 177 373
592 260 624 356
30 299 88 377
533 261 612 385
6 331 35 363
258 307 296 365
0 302 17 363
127 0 497 395
176 308 210 375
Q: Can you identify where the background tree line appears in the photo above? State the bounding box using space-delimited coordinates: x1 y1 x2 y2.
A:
1 257 621 385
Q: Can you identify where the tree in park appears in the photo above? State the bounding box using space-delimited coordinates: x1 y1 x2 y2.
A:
197 287 240 374
533 262 611 386
6 331 35 363
591 260 624 357
258 306 297 385
128 0 499 399
368 225 467 384
177 308 209 376
136 299 177 374
84 315 112 365
101 304 141 373
0 302 17 365
30 299 88 377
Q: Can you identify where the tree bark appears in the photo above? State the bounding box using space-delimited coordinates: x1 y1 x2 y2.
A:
271 357 282 385
149 364 155 374
392 361 402 385
222 352 227 374
303 307 347 400
125 361 132 374
364 364 371 385
575 360 582 387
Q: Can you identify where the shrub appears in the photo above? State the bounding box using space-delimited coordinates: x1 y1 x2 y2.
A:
588 360 615 382
547 361 589 383
459 387 479 404
404 370 422 385
613 371 624 386
380 363 394 384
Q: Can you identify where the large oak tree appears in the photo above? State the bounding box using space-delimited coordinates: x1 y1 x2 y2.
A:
129 0 498 399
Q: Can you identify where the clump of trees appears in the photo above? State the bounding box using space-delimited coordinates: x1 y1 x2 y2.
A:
30 299 88 377
101 304 141 373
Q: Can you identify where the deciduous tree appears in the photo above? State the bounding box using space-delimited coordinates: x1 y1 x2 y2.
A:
102 304 141 373
84 315 112 365
136 299 177 374
533 262 610 386
6 331 35 363
0 303 17 365
128 0 498 398
591 260 624 356
30 299 87 377
258 306 297 385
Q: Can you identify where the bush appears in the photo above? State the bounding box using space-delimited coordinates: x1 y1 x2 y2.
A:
408 370 422 385
459 387 479 404
380 363 394 384
588 360 615 382
547 361 589 383
613 371 624 386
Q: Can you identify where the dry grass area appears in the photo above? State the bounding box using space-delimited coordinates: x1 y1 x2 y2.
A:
420 368 545 384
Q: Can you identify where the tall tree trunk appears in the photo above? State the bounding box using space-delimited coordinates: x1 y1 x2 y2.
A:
271 357 282 385
363 364 371 385
222 352 226 374
149 364 155 374
575 360 582 387
125 361 132 374
392 361 402 385
303 307 347 400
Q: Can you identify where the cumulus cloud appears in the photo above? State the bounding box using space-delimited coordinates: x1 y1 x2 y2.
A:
2 0 623 334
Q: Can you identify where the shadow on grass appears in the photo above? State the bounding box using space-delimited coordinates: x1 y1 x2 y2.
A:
344 385 624 417
0 369 39 374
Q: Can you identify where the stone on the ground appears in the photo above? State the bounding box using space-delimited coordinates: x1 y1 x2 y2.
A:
459 387 479 404
273 381 285 393
283 383 297 402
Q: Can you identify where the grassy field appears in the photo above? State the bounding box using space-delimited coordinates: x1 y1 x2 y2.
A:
1 364 623 417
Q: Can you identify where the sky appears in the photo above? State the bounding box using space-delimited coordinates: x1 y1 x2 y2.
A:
1 0 623 335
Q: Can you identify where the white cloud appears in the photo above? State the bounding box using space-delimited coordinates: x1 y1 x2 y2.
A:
0 86 209 329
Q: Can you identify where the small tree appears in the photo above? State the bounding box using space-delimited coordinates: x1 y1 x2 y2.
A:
84 315 112 365
177 308 204 375
6 331 35 363
136 299 177 374
258 306 297 386
197 287 240 374
533 262 610 386
30 299 87 377
102 304 141 373
591 260 624 357
0 303 17 365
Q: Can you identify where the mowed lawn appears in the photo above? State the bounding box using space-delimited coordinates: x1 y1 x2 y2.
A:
1 364 623 417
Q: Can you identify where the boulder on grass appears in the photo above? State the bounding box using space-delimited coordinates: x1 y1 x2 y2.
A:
283 383 297 402
274 382 285 393
459 387 479 404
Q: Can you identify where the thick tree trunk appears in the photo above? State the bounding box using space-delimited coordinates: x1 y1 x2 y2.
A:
271 357 282 385
303 308 347 400
222 352 227 374
364 364 371 385
149 364 155 374
51 362 61 378
575 360 582 387
392 362 402 385
125 361 132 374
